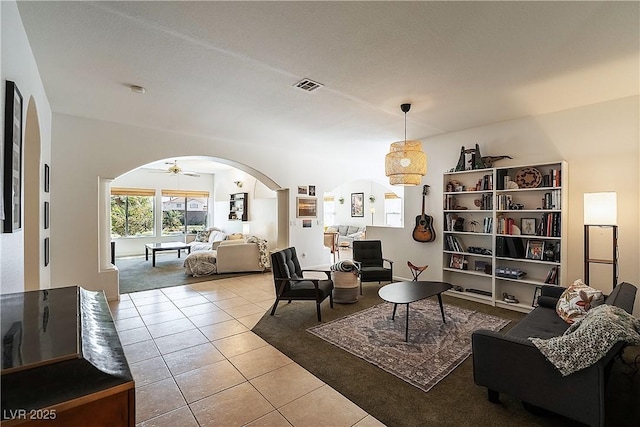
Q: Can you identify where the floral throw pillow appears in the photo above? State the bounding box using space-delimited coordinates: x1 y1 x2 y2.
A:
556 279 605 324
195 229 212 243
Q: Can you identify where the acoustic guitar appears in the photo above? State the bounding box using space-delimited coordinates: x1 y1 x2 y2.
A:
412 185 436 242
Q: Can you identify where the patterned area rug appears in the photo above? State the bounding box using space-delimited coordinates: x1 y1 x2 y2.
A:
307 299 509 393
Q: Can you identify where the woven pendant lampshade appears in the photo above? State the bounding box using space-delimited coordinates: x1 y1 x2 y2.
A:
384 104 427 186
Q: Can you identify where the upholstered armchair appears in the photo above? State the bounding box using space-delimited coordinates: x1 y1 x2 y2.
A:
352 240 393 294
270 247 334 321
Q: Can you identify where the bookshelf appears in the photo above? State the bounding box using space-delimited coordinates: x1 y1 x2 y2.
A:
229 192 248 221
442 161 567 313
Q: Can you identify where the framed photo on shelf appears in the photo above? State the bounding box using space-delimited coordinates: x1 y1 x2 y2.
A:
3 81 23 233
450 253 465 270
525 240 544 260
521 218 536 235
296 197 317 218
351 193 364 217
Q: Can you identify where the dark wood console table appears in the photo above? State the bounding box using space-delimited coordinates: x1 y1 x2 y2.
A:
1 286 135 426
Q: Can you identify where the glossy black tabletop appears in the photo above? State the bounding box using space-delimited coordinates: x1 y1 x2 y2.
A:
1 286 133 416
378 281 453 304
1 286 79 373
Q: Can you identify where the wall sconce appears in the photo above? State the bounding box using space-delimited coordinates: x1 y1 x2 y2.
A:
583 192 618 287
234 181 243 188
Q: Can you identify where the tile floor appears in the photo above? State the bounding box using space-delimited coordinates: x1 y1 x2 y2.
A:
109 263 383 427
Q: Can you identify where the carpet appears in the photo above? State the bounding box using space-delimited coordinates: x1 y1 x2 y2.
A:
116 256 263 294
307 299 510 393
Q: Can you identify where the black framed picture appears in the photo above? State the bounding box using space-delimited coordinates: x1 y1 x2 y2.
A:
3 81 23 233
44 201 50 229
44 164 50 193
521 218 536 235
44 237 50 267
351 193 364 217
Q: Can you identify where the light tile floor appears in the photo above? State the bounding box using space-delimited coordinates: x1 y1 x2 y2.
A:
109 265 383 427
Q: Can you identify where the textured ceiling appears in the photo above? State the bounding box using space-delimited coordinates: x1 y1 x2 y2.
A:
17 1 640 156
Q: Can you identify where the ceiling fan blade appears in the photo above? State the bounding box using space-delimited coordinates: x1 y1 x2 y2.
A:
183 172 201 177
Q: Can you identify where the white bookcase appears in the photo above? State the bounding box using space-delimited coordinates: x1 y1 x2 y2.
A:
442 161 568 313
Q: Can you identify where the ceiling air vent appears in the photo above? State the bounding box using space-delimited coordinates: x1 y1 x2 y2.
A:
294 78 323 92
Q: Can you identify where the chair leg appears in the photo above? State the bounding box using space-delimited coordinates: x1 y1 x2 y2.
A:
329 292 334 308
488 389 500 403
270 298 280 316
316 303 322 322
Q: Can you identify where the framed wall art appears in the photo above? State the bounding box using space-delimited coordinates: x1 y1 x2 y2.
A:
351 193 364 217
296 197 317 218
44 201 50 229
44 237 50 267
44 164 50 193
3 81 23 233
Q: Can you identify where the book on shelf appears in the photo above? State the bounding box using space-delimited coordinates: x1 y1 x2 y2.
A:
536 212 561 237
544 266 559 284
542 190 562 209
548 168 561 187
446 235 466 252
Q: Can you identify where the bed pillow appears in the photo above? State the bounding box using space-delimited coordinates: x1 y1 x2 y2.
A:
556 279 605 324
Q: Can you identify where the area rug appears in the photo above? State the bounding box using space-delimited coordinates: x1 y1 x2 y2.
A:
307 299 509 393
117 256 264 294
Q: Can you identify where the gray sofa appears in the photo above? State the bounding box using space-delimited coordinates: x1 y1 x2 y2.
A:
472 282 637 427
326 225 365 247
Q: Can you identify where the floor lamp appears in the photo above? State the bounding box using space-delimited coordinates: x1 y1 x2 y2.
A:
583 192 618 287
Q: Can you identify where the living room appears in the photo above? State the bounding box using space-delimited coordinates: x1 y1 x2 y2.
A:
1 1 639 426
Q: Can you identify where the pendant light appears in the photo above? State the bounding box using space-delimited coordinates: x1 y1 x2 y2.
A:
384 103 426 186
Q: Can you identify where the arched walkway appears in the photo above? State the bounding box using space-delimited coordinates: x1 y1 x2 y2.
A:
23 96 45 290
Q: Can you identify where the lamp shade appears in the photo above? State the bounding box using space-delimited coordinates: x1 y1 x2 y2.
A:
385 140 427 186
584 192 617 225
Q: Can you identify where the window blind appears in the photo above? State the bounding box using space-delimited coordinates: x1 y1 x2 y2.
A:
161 190 210 198
110 187 155 197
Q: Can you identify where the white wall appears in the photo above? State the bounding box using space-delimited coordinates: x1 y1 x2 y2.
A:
211 169 277 247
327 179 403 228
0 1 52 294
368 96 640 316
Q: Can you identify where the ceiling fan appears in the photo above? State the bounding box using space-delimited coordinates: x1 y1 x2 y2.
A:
151 160 200 177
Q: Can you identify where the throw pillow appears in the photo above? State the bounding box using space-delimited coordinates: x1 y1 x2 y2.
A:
228 233 244 240
195 229 212 242
208 231 227 243
556 279 605 324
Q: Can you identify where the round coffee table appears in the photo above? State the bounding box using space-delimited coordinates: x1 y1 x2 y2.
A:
378 281 453 341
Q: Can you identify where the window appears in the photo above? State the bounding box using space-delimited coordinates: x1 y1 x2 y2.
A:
323 195 335 226
384 193 402 227
110 188 154 237
162 190 209 235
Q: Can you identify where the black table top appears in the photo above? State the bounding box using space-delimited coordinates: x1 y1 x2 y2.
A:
378 281 453 304
1 286 133 416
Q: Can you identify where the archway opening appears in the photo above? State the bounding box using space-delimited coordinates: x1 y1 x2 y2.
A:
23 96 44 291
106 155 286 294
